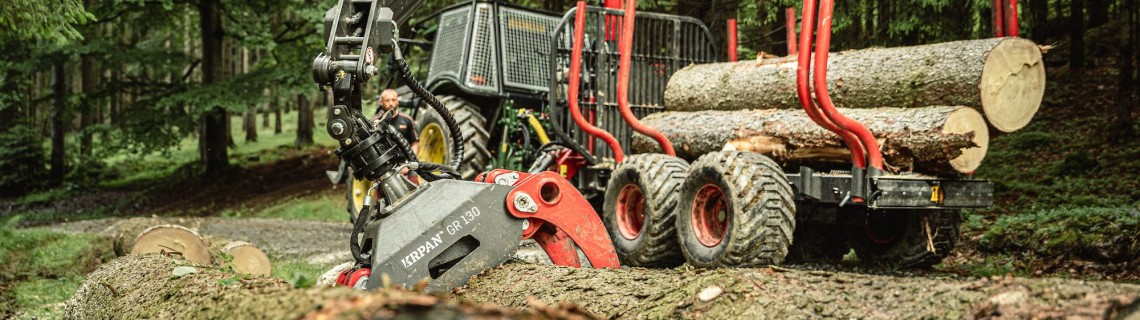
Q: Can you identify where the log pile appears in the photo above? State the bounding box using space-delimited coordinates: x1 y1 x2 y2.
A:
110 217 272 276
63 254 594 319
647 37 1047 174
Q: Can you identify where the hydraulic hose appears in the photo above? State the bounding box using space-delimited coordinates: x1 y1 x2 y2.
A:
569 1 624 163
392 45 464 171
615 0 675 157
525 113 552 145
795 0 868 169
814 0 882 170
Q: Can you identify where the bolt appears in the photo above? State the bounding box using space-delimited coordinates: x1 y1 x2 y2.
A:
345 139 353 145
514 193 537 213
521 219 530 230
334 108 342 115
331 122 346 135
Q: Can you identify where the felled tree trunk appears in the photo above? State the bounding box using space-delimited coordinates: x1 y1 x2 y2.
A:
111 218 212 265
64 255 589 319
664 37 1046 133
456 263 1140 319
632 107 989 175
204 236 272 276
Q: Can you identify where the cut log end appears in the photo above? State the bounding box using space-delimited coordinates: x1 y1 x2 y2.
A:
980 37 1046 132
943 107 990 173
129 225 212 265
221 241 272 276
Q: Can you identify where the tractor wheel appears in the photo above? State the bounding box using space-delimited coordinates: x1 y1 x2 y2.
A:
415 95 493 179
677 151 796 268
785 224 851 263
344 166 372 223
847 210 961 268
602 154 688 267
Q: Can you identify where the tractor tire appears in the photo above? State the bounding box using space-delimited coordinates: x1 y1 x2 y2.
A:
602 154 688 267
677 151 796 268
785 224 851 263
847 210 961 268
415 95 493 180
344 166 371 223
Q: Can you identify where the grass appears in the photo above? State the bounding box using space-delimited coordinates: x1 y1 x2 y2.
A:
222 194 349 223
0 218 113 319
271 259 331 289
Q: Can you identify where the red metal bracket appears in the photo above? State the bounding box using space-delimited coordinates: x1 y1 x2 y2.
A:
615 0 675 157
569 1 625 162
479 169 621 269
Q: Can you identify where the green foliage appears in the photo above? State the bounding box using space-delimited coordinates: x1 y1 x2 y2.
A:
0 126 48 197
0 0 95 43
980 206 1140 262
224 195 346 222
272 260 325 289
10 276 85 319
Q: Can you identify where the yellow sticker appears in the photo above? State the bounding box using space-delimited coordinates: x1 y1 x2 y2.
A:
930 185 943 204
559 165 567 177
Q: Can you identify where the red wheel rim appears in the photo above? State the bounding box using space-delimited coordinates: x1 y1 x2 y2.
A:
615 184 646 240
864 214 903 244
691 184 729 247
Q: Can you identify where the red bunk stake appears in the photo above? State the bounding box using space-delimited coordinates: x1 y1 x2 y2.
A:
993 0 1006 37
616 0 675 156
569 1 624 163
785 8 798 56
814 0 882 170
795 0 868 169
1005 0 1020 37
727 19 738 62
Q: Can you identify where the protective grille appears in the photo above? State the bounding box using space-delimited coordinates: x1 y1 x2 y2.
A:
499 8 561 92
549 7 721 161
427 7 471 87
464 3 499 92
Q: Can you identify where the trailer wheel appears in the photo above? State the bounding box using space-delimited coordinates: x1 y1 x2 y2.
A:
344 166 371 223
786 224 850 262
848 210 961 268
415 95 493 179
602 154 688 267
677 151 796 268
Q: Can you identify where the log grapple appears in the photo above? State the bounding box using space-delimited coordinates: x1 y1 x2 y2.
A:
313 0 619 292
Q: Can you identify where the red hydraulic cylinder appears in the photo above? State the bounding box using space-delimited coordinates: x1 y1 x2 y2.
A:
616 0 675 156
814 0 883 170
569 1 624 162
796 0 868 169
727 19 738 61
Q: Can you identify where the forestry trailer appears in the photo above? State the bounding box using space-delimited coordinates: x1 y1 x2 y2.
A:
315 0 999 292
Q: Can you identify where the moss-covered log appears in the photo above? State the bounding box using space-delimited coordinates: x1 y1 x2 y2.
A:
664 37 1045 132
633 107 988 175
64 254 596 319
111 217 212 265
457 263 1140 319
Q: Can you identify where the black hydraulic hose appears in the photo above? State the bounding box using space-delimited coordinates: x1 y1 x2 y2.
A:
350 203 372 265
546 111 599 165
392 45 464 171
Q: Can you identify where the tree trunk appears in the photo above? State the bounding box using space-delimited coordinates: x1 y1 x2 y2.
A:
50 59 67 187
63 255 581 320
1088 0 1110 29
110 218 212 265
664 38 1046 133
1030 0 1049 42
1070 0 1086 68
199 0 229 176
80 1 97 157
295 94 313 147
1113 0 1137 143
273 96 282 134
244 110 258 143
456 263 1140 319
632 107 989 176
262 104 270 128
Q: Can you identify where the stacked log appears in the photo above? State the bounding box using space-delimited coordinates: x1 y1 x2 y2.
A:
664 37 1046 133
632 107 989 176
111 218 272 276
63 254 592 319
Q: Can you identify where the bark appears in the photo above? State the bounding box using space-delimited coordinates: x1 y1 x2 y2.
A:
664 38 1047 133
295 93 313 147
244 110 258 143
110 218 212 265
64 255 594 320
1030 0 1050 42
80 7 97 157
200 0 229 176
50 59 67 187
456 263 1140 319
1113 0 1137 143
273 96 282 134
1070 0 1086 68
632 107 989 176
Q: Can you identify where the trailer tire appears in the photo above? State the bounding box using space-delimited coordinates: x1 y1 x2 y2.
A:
415 95 493 179
677 151 796 268
344 166 370 223
603 154 688 267
786 224 850 262
848 210 961 268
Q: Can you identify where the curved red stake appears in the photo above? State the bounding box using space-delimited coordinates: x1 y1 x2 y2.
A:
616 0 675 157
814 0 882 170
569 1 625 162
795 0 867 169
